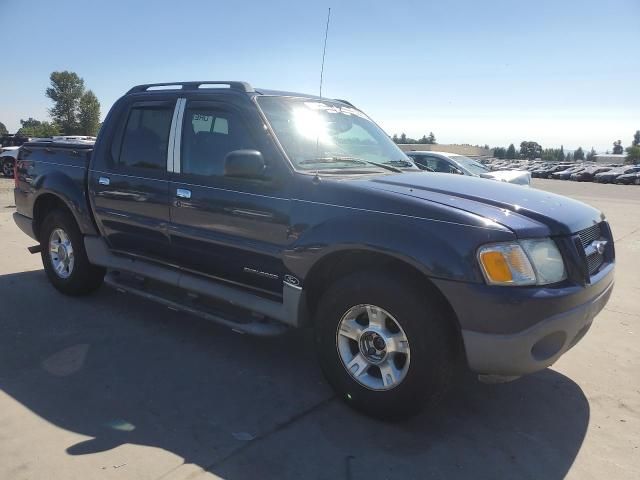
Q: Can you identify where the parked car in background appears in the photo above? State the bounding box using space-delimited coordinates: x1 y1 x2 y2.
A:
551 165 587 180
534 163 574 179
405 151 531 185
12 80 613 418
595 166 640 183
615 171 640 185
571 166 612 182
0 146 20 177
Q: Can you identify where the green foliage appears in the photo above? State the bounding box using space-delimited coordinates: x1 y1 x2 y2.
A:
574 146 585 161
519 141 543 160
392 132 436 144
0 122 7 135
78 90 101 136
506 143 517 159
612 140 624 154
626 146 640 164
586 147 597 162
633 130 640 147
17 117 60 137
493 147 506 159
46 71 85 134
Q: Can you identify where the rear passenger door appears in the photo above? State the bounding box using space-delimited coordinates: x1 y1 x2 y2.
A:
90 100 174 260
167 99 292 296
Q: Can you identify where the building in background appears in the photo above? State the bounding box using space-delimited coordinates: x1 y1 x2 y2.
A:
397 144 492 159
593 154 626 164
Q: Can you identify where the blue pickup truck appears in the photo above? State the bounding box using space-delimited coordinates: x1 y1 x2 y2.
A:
13 81 615 419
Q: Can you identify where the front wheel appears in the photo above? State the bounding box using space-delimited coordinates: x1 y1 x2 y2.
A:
314 271 459 420
40 209 105 295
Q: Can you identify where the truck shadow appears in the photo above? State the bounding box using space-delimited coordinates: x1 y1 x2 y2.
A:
0 269 590 480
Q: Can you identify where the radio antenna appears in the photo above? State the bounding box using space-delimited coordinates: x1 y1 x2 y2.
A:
319 7 331 98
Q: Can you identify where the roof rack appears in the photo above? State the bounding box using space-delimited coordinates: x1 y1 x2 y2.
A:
127 81 254 94
334 98 355 107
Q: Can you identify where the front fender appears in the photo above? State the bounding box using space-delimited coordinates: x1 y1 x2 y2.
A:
284 206 516 284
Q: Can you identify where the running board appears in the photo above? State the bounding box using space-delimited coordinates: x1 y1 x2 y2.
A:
104 272 288 336
84 236 307 328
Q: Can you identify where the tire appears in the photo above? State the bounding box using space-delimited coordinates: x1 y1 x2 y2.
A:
314 270 459 420
40 209 105 295
1 158 14 178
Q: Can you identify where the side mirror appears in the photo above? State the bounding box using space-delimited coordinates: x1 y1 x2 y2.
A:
224 150 265 178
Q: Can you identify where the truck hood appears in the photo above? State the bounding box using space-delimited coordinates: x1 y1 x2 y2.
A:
362 172 603 236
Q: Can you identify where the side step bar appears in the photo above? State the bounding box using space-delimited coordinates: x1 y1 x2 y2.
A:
84 236 306 329
104 272 288 336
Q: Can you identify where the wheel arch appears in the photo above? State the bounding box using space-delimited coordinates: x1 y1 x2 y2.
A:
33 193 82 242
302 248 463 338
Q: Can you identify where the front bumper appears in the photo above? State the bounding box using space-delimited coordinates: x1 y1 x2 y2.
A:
433 263 614 376
461 277 613 375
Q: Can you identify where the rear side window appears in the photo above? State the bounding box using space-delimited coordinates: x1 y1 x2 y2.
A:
119 105 173 170
181 106 256 177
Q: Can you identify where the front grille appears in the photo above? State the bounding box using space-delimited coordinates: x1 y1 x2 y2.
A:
576 223 605 275
577 223 601 248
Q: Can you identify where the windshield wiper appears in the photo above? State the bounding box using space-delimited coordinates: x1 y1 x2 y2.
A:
299 156 402 173
384 159 415 168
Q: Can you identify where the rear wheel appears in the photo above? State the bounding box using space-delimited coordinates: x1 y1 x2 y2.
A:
314 271 459 420
40 209 105 295
1 158 14 177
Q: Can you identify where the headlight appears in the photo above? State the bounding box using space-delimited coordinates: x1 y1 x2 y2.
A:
478 239 566 286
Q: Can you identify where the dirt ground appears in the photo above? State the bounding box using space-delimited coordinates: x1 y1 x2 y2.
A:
0 177 638 480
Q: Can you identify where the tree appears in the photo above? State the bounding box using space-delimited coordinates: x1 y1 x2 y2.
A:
626 146 640 164
506 143 517 159
557 145 565 162
392 134 399 144
519 141 542 160
586 147 597 162
78 90 101 136
400 133 407 144
633 130 640 147
419 134 428 144
565 152 573 162
0 122 7 136
46 71 85 134
17 117 59 137
574 146 585 161
612 140 624 154
427 132 436 144
493 147 506 159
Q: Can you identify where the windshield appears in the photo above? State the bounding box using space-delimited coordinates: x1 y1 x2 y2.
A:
256 96 416 172
449 155 490 175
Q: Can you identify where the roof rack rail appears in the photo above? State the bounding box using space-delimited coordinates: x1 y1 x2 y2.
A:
127 81 254 94
334 98 355 107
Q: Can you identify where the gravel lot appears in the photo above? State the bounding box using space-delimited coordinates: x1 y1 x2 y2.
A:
0 177 638 480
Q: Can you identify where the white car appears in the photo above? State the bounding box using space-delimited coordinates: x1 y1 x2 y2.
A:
405 151 531 186
0 146 20 178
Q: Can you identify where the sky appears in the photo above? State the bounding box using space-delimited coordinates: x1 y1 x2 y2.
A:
1 0 638 152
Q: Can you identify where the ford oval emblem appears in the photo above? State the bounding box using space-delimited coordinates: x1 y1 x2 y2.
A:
284 274 300 286
594 240 607 255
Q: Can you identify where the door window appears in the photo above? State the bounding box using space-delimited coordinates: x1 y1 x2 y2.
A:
119 105 173 171
181 106 256 177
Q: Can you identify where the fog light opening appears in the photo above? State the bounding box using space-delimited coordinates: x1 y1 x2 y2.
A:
531 331 567 362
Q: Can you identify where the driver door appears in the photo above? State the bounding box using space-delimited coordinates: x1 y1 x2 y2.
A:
168 99 292 297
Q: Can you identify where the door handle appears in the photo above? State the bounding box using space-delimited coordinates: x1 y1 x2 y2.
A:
176 188 191 199
98 176 110 186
